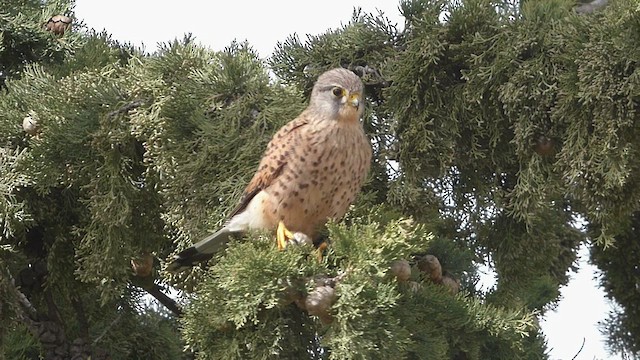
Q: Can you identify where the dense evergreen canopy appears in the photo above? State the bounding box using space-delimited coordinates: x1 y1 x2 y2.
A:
1 0 638 359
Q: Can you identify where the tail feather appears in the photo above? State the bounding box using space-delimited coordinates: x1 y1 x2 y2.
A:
166 227 239 272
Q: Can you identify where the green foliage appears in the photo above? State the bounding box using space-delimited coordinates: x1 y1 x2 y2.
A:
383 0 638 354
271 8 399 89
591 213 640 358
0 0 81 84
0 323 41 360
181 235 323 359
0 148 31 240
1 0 639 358
94 301 186 360
48 31 137 77
389 0 639 242
182 216 535 359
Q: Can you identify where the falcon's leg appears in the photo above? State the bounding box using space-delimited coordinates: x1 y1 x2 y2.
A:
276 222 314 250
276 221 294 250
316 241 328 263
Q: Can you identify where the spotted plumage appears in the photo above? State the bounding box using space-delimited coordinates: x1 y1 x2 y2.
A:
167 68 372 272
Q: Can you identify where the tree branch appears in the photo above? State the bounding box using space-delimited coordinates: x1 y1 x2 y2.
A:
130 253 183 316
107 99 147 118
145 283 182 317
44 288 63 324
10 274 69 359
15 283 39 321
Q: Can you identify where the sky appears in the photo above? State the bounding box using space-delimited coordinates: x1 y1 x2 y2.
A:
73 1 620 359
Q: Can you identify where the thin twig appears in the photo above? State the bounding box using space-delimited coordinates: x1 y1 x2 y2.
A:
92 312 122 346
571 337 586 360
107 99 146 118
351 65 390 87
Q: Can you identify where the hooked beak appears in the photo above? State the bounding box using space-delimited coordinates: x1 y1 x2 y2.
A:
348 93 360 109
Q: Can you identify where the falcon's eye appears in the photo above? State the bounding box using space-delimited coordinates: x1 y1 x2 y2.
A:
332 87 344 97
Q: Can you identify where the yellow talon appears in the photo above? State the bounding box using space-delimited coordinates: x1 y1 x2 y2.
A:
276 221 294 250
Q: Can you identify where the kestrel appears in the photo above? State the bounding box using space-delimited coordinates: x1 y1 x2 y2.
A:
167 68 372 272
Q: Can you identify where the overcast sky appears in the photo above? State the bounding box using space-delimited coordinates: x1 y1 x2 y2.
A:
73 1 620 359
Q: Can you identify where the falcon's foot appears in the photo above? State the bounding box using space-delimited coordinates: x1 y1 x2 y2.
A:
276 221 293 250
276 221 312 250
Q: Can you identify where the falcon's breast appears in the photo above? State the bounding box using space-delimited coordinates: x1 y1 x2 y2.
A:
257 113 371 237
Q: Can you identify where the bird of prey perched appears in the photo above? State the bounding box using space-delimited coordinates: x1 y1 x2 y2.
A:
167 68 372 272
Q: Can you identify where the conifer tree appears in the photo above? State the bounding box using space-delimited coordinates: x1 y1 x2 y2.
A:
1 0 639 359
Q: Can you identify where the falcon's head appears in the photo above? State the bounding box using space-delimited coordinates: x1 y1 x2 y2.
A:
309 68 364 123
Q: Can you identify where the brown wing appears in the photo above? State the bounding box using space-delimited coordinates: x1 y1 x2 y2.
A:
226 115 309 218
